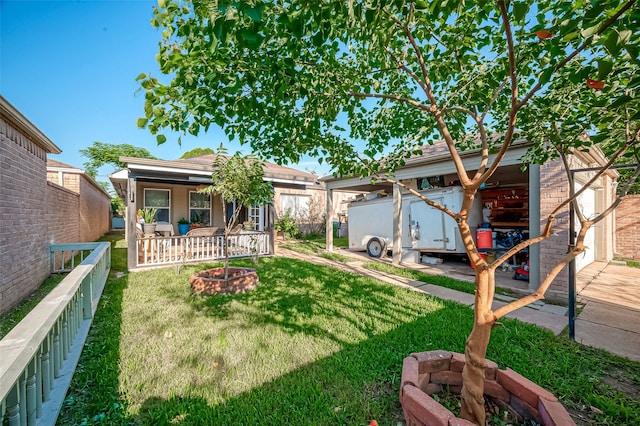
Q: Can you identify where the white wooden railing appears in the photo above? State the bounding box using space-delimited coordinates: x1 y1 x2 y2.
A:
0 242 111 426
136 231 270 267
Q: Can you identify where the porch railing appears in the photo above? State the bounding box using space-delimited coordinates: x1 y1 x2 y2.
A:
136 231 270 267
0 242 111 426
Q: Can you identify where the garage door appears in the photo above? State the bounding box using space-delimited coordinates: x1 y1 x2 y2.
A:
575 184 596 272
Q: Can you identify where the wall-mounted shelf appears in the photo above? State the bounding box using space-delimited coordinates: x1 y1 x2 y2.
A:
481 188 529 228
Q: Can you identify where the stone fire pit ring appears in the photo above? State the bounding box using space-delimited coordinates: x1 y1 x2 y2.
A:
400 350 575 426
189 267 259 295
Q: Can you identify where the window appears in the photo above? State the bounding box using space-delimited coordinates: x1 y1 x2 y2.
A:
190 191 211 226
144 189 170 222
280 194 310 219
247 205 264 230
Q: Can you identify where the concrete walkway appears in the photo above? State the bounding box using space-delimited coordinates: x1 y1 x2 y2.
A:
275 244 640 362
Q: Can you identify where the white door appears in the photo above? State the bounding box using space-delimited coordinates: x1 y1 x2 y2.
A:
410 199 447 250
575 184 596 271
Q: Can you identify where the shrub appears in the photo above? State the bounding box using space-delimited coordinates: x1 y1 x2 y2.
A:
275 211 301 239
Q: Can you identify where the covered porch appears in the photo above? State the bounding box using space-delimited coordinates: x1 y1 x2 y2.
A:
135 230 270 268
110 156 281 270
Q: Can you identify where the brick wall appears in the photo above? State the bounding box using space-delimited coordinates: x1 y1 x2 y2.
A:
46 182 80 244
78 175 111 241
615 194 640 261
0 118 111 314
539 158 570 295
0 119 52 314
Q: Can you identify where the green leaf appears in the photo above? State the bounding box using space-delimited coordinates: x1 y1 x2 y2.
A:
244 4 265 22
539 67 554 86
135 73 147 81
597 59 613 80
603 31 621 56
513 2 528 23
136 117 148 128
156 134 167 145
609 95 633 109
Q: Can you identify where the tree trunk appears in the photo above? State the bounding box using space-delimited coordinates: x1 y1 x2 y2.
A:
460 268 494 425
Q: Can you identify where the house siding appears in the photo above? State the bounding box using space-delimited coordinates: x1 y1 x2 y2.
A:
0 117 51 314
616 194 640 261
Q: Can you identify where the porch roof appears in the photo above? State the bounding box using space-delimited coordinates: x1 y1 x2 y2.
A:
109 155 321 199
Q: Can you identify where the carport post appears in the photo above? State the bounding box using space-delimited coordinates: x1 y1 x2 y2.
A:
325 187 334 251
392 184 402 265
528 164 541 291
568 171 576 340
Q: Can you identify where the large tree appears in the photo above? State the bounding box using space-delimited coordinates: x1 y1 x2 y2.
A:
138 1 639 424
80 141 157 178
80 141 158 215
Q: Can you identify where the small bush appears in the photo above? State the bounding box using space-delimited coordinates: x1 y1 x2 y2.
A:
275 211 301 239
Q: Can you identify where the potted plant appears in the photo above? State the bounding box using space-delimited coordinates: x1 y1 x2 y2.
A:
189 211 203 230
139 208 158 234
177 217 190 235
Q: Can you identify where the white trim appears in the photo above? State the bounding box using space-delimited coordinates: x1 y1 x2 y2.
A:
129 163 213 176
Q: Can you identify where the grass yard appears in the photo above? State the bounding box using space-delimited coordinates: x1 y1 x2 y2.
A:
57 233 640 425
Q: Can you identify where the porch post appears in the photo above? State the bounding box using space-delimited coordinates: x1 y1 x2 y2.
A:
392 183 402 265
126 176 137 270
325 187 334 251
528 164 540 291
267 204 275 255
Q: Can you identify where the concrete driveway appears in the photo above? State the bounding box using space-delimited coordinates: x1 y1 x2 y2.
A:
575 262 640 361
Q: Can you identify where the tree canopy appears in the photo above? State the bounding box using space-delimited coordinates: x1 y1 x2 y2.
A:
179 147 216 159
80 142 157 178
139 0 639 180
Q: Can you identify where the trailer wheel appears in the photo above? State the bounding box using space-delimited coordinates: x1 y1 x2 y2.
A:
366 237 386 258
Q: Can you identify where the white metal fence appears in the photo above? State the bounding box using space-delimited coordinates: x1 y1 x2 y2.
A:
0 242 111 426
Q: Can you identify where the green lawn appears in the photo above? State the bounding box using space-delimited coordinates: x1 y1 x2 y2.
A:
55 234 640 425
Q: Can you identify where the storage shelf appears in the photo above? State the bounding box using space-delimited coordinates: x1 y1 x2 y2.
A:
490 221 529 227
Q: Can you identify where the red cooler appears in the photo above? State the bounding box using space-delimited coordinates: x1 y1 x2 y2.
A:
476 229 493 249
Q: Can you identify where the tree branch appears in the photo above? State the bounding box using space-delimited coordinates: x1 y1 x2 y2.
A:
348 91 431 111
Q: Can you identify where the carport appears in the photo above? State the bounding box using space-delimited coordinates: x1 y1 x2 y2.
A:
323 140 618 297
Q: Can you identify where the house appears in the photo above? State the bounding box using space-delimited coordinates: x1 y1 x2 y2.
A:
0 96 111 314
109 155 335 270
322 139 618 298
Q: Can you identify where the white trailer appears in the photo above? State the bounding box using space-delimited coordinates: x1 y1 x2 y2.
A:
347 186 482 258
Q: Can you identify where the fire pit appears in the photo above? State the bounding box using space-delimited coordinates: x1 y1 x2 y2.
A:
189 267 259 294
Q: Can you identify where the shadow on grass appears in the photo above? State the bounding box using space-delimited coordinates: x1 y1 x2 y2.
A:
184 257 423 346
59 238 640 425
133 306 471 425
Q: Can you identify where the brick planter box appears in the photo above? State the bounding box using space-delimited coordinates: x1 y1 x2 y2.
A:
400 350 575 426
189 267 259 294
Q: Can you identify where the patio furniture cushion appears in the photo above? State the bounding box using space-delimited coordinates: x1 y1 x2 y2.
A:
186 227 223 237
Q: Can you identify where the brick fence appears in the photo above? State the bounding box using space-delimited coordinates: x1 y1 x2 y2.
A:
615 194 640 261
0 103 110 314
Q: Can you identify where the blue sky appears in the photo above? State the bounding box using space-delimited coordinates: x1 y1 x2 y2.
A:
1 0 325 181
